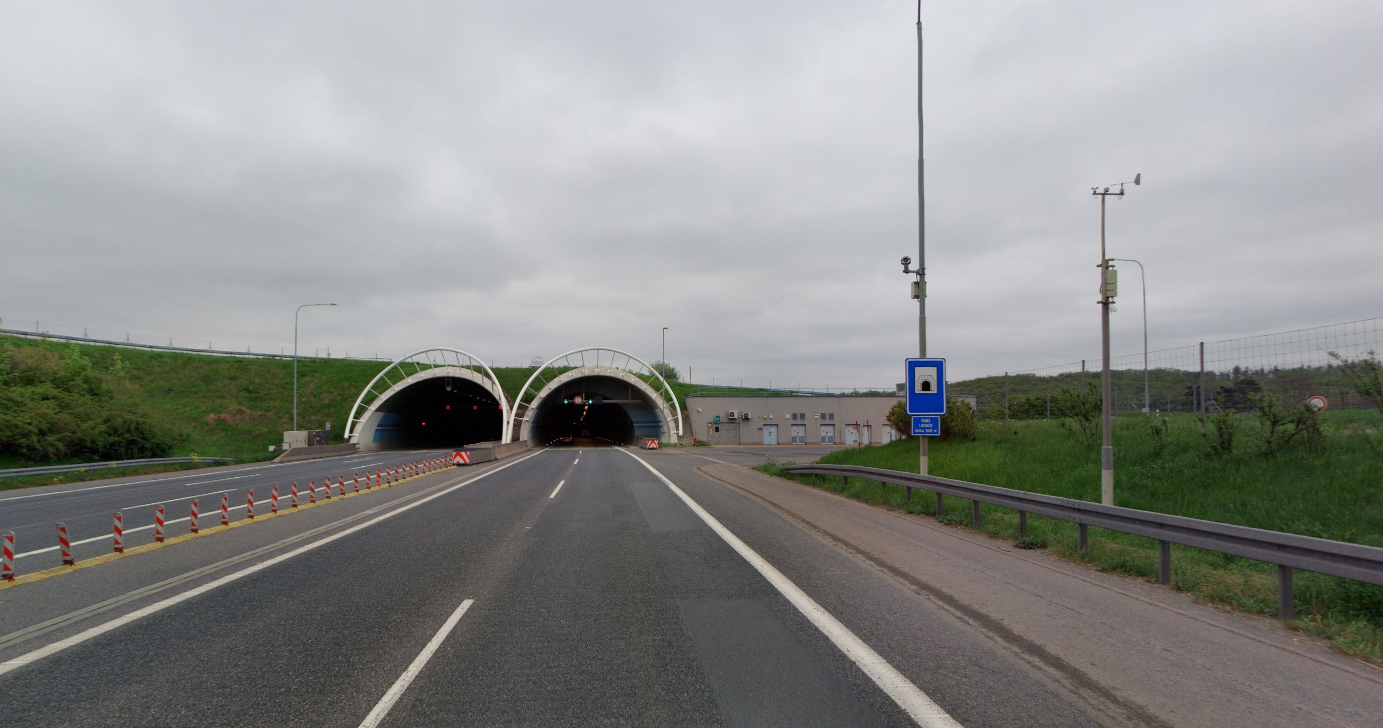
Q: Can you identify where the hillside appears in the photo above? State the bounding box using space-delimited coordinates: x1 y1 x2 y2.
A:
0 336 705 465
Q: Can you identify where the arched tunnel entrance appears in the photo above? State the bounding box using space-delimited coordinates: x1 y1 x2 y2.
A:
521 373 671 447
362 377 504 450
346 350 511 451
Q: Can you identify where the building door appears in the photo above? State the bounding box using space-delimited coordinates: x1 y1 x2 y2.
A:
862 425 872 445
819 424 835 444
790 424 806 445
843 424 859 445
881 427 896 444
762 424 778 446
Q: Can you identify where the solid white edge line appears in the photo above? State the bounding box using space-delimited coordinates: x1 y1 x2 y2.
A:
573 459 579 464
549 480 565 499
0 450 545 677
357 598 475 728
620 450 963 728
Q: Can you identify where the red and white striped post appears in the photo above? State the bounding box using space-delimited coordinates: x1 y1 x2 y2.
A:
246 490 255 519
3 531 15 581
271 485 279 513
309 480 317 504
324 476 333 500
337 475 346 497
154 505 166 542
375 468 382 488
57 522 74 565
353 472 360 492
112 511 124 553
220 493 229 526
190 500 200 534
291 482 299 508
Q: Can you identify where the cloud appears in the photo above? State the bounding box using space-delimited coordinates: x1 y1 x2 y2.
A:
2 0 1381 387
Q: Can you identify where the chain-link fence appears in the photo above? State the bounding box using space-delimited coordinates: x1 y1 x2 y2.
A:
961 317 1383 417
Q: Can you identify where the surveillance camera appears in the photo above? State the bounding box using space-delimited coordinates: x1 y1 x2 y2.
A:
901 256 912 271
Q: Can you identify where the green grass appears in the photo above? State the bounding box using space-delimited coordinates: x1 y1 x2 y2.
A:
756 414 1383 664
1 335 703 468
0 461 221 491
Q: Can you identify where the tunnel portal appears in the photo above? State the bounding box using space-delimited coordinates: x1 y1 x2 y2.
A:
362 376 503 450
524 374 666 446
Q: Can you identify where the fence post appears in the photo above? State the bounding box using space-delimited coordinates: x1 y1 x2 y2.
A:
906 486 912 504
935 492 944 519
1078 523 1088 551
1199 342 1206 413
971 500 981 526
1277 565 1295 620
1158 540 1171 584
1019 511 1028 538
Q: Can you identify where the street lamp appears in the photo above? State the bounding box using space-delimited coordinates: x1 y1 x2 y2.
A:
662 327 669 377
294 303 336 432
1109 257 1148 415
1092 173 1139 506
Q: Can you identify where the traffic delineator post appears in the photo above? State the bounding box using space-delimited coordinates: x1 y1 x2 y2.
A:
291 482 299 508
246 490 255 519
155 505 166 542
309 480 317 504
353 473 360 492
3 531 15 581
324 476 332 500
57 522 74 565
220 493 229 526
112 512 124 553
271 485 279 513
190 500 200 534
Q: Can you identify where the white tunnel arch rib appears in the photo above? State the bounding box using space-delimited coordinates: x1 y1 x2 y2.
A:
346 348 511 447
511 347 682 445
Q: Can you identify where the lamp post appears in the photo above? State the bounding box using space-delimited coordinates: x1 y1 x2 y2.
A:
1091 174 1139 506
1109 257 1148 414
662 327 668 376
294 303 336 432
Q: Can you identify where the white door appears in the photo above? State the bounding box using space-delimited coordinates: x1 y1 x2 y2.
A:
862 425 872 444
762 424 778 445
881 427 896 444
843 424 859 445
791 424 806 445
820 424 835 444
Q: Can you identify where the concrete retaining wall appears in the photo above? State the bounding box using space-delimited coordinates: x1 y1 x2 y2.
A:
273 443 359 463
454 440 530 465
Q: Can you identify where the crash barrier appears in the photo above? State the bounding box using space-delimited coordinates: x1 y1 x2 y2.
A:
3 457 446 582
271 443 359 464
0 456 232 479
451 441 531 466
641 439 660 450
781 463 1383 621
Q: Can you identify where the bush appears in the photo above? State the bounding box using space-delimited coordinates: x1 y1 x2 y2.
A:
940 396 978 441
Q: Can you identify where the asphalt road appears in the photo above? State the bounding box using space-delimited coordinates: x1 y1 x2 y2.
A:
0 449 449 570
3 445 1375 726
0 446 1101 727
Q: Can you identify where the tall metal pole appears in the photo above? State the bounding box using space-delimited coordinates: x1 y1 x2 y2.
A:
1099 195 1114 505
293 303 336 432
662 327 668 374
917 4 929 476
1111 258 1148 414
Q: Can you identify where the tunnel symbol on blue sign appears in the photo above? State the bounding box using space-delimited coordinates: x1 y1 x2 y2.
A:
906 358 946 415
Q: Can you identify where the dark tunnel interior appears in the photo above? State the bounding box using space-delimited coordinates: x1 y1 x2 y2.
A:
530 392 636 446
370 377 504 450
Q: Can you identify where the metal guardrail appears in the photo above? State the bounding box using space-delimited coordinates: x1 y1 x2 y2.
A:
0 457 233 479
781 463 1383 620
0 328 390 362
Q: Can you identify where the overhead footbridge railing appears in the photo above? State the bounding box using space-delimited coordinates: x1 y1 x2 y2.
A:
345 348 511 445
780 463 1383 621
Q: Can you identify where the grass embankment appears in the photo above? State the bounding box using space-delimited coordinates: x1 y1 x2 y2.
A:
1 335 703 474
757 414 1383 664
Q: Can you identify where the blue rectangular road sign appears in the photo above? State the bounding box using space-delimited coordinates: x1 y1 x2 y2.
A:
911 416 941 437
905 358 947 415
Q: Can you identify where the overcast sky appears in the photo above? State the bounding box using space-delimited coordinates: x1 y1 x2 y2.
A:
3 1 1381 387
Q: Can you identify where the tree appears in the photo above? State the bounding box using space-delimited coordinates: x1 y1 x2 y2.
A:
650 361 681 382
887 401 909 437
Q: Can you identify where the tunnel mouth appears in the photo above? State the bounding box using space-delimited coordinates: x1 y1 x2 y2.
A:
527 375 664 447
367 376 504 450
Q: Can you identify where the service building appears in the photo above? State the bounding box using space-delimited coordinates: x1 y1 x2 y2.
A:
685 395 905 446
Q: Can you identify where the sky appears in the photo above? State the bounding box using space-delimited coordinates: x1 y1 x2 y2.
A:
3 1 1381 387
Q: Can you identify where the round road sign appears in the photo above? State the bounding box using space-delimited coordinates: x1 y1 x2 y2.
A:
1306 395 1328 412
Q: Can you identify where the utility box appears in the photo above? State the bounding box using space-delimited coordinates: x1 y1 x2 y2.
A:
1102 268 1118 299
283 429 330 449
